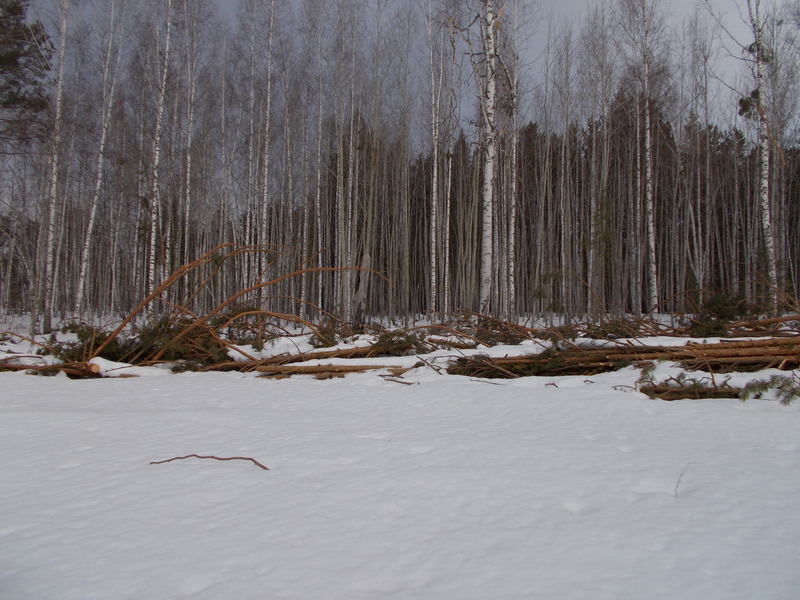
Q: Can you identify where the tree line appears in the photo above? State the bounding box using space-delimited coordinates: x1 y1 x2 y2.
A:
1 0 798 331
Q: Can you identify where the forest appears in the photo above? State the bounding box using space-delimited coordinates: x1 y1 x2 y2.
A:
1 0 799 332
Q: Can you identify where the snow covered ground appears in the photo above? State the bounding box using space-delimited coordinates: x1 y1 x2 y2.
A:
2 341 800 599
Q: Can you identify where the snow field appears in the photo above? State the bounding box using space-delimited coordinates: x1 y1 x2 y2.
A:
1 366 799 599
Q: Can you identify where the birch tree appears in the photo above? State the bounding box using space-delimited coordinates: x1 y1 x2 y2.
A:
467 0 499 314
145 0 173 303
704 0 781 310
618 0 669 313
746 0 778 310
73 0 125 315
35 0 68 332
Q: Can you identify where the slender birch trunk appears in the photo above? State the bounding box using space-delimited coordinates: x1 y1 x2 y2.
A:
146 0 173 305
476 0 498 314
37 0 69 332
747 0 778 310
258 0 275 305
74 0 124 316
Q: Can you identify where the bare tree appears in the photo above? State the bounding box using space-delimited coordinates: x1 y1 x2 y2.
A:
618 0 669 313
35 0 69 332
465 0 500 313
74 0 126 315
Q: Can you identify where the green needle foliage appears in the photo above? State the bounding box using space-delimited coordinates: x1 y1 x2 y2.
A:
741 373 800 405
0 0 52 143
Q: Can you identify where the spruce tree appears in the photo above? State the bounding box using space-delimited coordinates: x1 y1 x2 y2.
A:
0 0 52 144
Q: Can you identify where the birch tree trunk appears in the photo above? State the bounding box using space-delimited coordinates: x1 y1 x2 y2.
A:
258 0 275 306
475 0 498 314
619 0 665 313
37 0 69 332
74 0 124 316
146 0 173 306
426 0 445 316
747 0 778 311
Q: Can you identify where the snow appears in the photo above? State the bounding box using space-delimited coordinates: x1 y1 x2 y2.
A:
2 349 800 599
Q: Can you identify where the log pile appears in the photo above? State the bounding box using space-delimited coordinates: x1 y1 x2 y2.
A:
255 363 404 380
202 345 377 372
447 336 800 379
638 384 743 401
0 359 102 378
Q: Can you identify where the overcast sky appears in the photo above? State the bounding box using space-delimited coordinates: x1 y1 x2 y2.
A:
211 0 753 42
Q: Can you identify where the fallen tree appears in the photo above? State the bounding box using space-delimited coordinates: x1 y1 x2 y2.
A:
447 336 800 378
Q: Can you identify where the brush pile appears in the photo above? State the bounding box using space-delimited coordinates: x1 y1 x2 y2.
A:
447 336 800 379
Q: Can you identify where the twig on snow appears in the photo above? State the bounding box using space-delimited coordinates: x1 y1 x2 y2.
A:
150 454 270 471
674 462 696 497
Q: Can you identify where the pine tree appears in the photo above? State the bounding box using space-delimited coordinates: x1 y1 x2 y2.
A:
0 0 52 144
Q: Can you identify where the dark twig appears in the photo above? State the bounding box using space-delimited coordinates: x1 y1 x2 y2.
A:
150 454 270 471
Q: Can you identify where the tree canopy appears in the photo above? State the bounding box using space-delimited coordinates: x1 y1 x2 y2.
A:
0 0 52 144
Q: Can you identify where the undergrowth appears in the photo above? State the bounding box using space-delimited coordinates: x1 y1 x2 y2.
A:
687 292 752 337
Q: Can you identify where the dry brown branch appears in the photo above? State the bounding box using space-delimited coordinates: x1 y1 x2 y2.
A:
199 346 378 372
381 377 417 385
261 345 377 365
0 331 59 354
149 298 257 363
149 454 270 471
255 363 401 375
90 243 235 360
313 372 345 380
640 385 743 401
448 336 800 378
149 265 381 363
0 360 101 378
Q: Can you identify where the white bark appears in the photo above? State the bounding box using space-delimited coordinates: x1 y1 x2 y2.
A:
258 0 275 300
181 0 200 281
748 0 778 310
74 0 124 316
37 0 69 332
426 0 444 315
476 0 498 314
506 1 519 320
146 0 173 301
644 59 658 313
619 0 663 313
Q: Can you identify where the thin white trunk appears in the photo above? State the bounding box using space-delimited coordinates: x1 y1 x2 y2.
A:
258 0 275 299
477 0 498 314
748 0 777 310
75 0 123 316
39 0 69 332
182 0 199 281
147 0 173 300
644 71 658 312
427 0 443 315
639 0 658 313
315 35 324 315
244 5 257 285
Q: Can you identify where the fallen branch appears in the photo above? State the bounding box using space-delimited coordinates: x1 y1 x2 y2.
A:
201 345 377 372
0 360 102 378
449 336 800 378
255 363 401 375
640 385 742 401
150 454 270 471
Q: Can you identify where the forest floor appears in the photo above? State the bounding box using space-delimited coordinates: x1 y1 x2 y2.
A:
1 317 799 599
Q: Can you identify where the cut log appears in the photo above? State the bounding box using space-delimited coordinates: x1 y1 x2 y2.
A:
448 336 800 378
255 363 402 375
640 385 743 401
202 346 378 372
0 361 102 378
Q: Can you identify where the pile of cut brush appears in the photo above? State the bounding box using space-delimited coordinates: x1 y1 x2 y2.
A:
2 246 799 389
447 336 800 379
